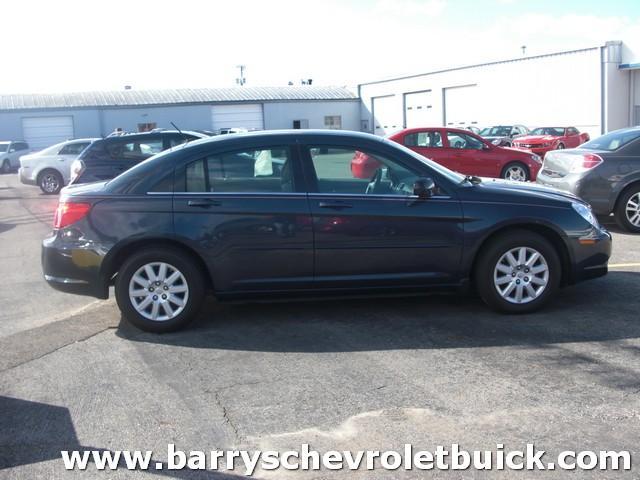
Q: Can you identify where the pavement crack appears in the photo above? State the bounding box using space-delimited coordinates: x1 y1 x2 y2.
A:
214 391 243 444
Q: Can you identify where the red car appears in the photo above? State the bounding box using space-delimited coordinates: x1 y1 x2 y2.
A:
512 127 590 157
352 127 542 182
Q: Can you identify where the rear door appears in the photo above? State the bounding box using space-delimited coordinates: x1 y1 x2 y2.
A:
566 128 581 147
172 141 314 293
300 142 464 288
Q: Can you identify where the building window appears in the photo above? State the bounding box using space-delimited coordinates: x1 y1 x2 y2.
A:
138 122 157 132
324 115 342 130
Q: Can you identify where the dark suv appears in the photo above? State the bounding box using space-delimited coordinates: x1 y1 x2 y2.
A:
69 130 206 185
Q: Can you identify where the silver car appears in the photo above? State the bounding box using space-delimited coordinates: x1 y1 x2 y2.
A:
0 141 30 173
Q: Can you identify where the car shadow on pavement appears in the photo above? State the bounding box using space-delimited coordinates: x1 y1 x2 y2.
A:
0 396 247 477
117 271 640 354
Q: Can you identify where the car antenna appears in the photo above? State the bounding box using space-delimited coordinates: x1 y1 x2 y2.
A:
170 122 183 135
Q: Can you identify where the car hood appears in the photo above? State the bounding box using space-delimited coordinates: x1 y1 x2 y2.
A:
515 135 558 143
473 177 581 205
483 135 508 141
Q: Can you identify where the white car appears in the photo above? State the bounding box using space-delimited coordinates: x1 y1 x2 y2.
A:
1 141 31 173
19 138 98 194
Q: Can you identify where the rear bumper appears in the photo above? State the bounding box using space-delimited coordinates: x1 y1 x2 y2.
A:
18 167 37 186
42 234 109 299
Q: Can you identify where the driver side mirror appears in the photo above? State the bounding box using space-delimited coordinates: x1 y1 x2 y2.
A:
482 143 491 150
413 177 435 199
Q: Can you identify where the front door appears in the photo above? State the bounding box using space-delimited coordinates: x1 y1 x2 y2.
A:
300 143 464 288
172 143 314 292
444 130 496 177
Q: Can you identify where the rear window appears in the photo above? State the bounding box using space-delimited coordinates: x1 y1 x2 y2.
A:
582 129 640 152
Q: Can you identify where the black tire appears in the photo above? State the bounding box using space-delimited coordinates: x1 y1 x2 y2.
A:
504 141 512 148
556 143 565 150
38 169 64 194
475 230 561 314
115 247 205 333
614 185 640 233
1 159 10 174
501 162 529 181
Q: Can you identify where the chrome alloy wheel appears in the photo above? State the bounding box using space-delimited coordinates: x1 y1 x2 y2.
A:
625 192 640 227
41 173 60 193
493 247 549 304
504 165 527 181
128 262 189 321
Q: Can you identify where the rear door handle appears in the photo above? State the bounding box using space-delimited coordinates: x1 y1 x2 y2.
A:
188 199 221 208
318 201 353 209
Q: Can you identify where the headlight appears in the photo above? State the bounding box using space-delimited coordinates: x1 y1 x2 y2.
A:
530 154 542 164
572 202 598 226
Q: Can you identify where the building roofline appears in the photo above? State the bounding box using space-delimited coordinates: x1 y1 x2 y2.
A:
358 46 602 87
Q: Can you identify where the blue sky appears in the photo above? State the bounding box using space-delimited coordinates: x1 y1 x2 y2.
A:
2 0 639 93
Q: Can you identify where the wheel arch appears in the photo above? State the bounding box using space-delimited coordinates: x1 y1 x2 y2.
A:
100 237 213 294
469 222 572 288
500 161 530 179
613 178 640 213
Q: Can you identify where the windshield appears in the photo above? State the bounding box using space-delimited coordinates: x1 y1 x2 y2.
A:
581 129 640 152
480 126 511 137
531 127 565 136
0 144 8 153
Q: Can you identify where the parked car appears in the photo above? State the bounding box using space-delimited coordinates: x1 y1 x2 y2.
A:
19 138 98 194
69 130 207 185
465 126 481 135
43 130 611 332
353 127 542 181
478 125 529 147
218 127 248 135
0 141 30 173
513 127 590 157
537 127 640 232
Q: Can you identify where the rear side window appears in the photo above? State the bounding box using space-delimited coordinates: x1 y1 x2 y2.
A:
107 138 163 160
404 131 442 148
59 142 90 155
582 129 640 152
12 142 28 151
184 147 292 193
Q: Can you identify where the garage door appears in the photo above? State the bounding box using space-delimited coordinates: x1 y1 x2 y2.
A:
404 90 437 128
22 116 74 150
443 85 479 128
211 104 264 132
372 95 402 136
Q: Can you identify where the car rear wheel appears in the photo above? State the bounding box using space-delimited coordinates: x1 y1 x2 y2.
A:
115 248 205 332
1 159 10 174
38 169 64 194
615 187 640 233
476 231 561 313
501 162 529 182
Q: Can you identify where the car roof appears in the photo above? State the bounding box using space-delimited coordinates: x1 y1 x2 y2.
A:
101 130 205 142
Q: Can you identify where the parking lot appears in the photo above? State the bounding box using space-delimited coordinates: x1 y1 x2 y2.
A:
1 171 640 478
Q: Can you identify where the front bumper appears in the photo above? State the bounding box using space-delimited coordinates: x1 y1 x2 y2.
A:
18 167 37 186
42 233 109 299
567 228 611 284
513 146 552 157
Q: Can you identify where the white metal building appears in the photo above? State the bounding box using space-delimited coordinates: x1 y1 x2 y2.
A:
359 41 640 139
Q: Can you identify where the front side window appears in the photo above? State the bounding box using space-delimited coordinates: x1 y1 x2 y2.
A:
446 132 484 150
0 144 8 153
531 127 565 136
404 131 442 148
309 146 438 196
185 147 292 193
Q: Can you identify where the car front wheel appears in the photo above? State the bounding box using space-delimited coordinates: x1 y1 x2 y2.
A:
38 169 64 194
1 159 10 174
115 247 205 332
476 231 561 313
501 162 529 182
615 187 640 233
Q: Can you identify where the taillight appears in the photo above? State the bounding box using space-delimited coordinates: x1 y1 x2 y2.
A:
53 202 91 229
570 153 603 173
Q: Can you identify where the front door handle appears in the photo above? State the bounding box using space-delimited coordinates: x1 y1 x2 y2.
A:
188 199 221 208
318 201 353 209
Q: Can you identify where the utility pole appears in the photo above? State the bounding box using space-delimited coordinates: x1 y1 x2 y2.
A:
521 45 527 56
236 65 246 86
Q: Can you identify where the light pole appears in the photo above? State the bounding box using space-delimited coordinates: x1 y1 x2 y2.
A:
236 65 246 86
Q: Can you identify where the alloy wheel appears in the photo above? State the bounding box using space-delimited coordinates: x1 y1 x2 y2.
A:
128 262 189 321
41 173 60 193
493 247 549 304
504 165 527 182
626 192 640 227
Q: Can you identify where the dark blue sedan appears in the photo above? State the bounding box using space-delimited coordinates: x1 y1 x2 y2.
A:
42 130 611 332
